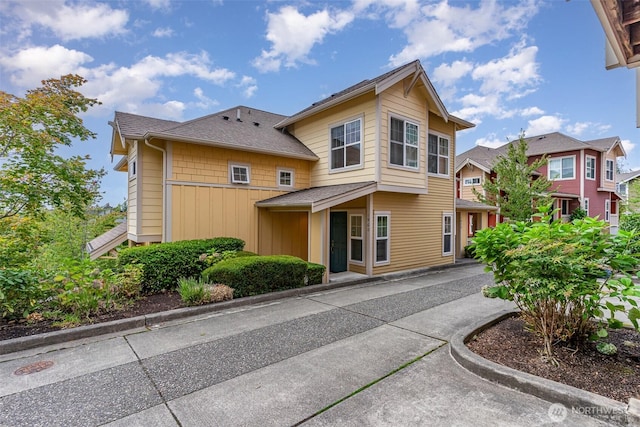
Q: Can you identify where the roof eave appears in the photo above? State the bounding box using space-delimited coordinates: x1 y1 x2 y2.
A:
455 158 491 174
144 132 319 161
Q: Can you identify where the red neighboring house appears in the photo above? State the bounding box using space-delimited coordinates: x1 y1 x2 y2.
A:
455 132 626 244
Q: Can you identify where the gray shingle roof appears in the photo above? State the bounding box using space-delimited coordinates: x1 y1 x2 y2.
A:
618 169 640 183
455 199 497 211
114 106 318 160
256 181 377 212
86 222 128 260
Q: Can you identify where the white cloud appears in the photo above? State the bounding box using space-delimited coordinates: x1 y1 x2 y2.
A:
193 87 219 110
237 76 258 98
144 0 171 10
476 135 508 149
519 107 544 117
471 44 540 96
253 5 355 72
524 115 565 136
432 60 473 87
0 44 94 87
153 27 174 38
565 121 591 136
8 1 128 41
133 101 186 120
387 0 539 66
621 138 635 155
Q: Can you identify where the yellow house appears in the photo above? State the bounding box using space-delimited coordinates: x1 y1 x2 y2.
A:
103 60 474 280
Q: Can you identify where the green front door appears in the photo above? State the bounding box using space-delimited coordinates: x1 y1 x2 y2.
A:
330 212 348 273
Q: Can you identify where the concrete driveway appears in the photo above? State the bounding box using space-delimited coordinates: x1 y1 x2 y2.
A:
0 264 612 426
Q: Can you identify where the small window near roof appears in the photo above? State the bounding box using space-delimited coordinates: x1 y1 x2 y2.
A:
278 169 294 187
129 160 137 180
230 164 250 184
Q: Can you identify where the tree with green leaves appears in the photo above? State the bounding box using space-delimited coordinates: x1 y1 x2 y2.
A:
474 135 551 222
0 74 105 220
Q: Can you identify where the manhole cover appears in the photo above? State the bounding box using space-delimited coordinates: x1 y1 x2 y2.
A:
14 360 54 376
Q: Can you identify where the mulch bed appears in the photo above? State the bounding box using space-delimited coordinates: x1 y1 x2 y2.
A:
0 292 183 341
466 315 640 403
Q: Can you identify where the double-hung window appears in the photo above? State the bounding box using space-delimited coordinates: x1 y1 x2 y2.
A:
428 133 449 176
606 159 614 181
330 119 362 170
585 156 596 180
375 213 390 264
389 117 419 169
463 177 481 186
443 214 453 255
548 156 575 180
350 215 364 263
605 199 610 221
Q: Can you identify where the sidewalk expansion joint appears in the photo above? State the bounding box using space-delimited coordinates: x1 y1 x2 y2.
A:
291 341 449 427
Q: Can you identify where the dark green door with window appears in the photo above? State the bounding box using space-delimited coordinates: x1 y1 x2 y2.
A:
330 212 348 273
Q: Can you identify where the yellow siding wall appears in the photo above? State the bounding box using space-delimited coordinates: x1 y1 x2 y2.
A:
309 211 325 266
458 166 487 201
289 93 377 186
372 191 454 274
171 142 310 189
171 186 284 252
140 143 163 237
378 81 429 188
258 211 308 260
127 143 137 236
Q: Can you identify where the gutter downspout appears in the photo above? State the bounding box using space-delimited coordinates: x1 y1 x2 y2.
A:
144 138 167 242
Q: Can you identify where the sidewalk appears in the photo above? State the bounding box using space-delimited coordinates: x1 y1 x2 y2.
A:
0 264 613 426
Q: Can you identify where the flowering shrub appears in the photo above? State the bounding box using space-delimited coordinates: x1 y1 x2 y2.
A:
472 206 640 361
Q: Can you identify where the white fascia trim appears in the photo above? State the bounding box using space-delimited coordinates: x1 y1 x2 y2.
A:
455 158 491 175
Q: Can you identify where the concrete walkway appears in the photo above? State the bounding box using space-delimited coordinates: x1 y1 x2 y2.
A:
0 264 614 426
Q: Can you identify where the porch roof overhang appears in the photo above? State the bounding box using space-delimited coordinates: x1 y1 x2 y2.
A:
86 222 128 260
550 192 580 199
455 198 498 212
256 181 378 213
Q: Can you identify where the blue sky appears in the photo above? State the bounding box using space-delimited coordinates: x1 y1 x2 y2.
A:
1 0 637 207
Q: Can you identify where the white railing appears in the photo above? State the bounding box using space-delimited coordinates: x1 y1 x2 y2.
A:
609 214 619 227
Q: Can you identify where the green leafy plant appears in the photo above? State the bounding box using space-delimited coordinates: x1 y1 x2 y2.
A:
306 262 326 285
0 269 47 319
178 277 233 306
569 206 587 221
473 205 640 362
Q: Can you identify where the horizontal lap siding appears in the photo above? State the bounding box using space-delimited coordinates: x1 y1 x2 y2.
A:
458 168 486 201
379 82 429 189
171 186 283 253
140 144 163 236
290 93 377 186
127 143 137 236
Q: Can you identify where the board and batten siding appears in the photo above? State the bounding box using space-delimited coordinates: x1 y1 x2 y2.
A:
139 143 163 238
127 142 138 237
258 211 308 260
378 81 430 189
289 92 377 187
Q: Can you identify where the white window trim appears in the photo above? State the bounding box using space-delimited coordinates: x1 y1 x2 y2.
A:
605 199 610 222
583 198 589 216
329 117 363 172
128 159 137 181
374 212 390 266
388 115 420 171
463 176 481 186
442 213 453 256
585 155 596 180
548 155 576 181
605 159 615 182
229 163 250 184
277 168 295 188
428 132 450 178
349 214 364 265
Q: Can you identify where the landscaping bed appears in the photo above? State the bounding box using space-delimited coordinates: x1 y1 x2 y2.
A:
466 315 640 403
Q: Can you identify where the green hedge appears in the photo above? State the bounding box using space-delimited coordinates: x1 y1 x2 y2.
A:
118 237 244 293
306 262 326 285
202 255 308 298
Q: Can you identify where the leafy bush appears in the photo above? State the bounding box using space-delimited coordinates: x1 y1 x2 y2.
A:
202 250 256 267
0 269 47 319
114 263 143 298
306 262 326 285
620 213 640 232
118 237 245 293
473 205 640 361
202 255 307 298
569 206 587 221
464 244 476 258
178 277 233 306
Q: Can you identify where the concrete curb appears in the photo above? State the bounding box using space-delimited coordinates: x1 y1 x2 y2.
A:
0 261 480 356
450 311 631 426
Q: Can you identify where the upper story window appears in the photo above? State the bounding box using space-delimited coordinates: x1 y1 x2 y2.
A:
330 118 362 171
277 168 294 188
230 164 250 184
617 182 627 195
585 156 596 180
548 156 575 180
463 177 481 186
428 133 449 176
389 117 419 169
605 159 614 181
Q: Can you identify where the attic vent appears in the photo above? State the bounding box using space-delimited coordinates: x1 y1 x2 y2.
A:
236 108 242 122
222 116 229 120
253 122 260 127
538 136 546 140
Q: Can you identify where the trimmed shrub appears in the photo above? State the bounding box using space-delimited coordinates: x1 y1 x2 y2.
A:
202 255 307 298
306 262 326 285
118 237 245 293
